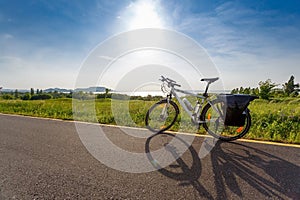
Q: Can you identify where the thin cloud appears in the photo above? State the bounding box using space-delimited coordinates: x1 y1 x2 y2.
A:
2 33 13 39
166 1 300 88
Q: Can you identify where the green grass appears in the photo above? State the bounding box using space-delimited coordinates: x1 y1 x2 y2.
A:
0 98 299 144
247 99 300 143
0 99 73 120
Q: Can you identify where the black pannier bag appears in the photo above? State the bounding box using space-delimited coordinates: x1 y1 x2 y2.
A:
217 94 258 126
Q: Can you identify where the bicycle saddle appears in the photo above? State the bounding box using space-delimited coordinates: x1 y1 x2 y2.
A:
200 77 219 83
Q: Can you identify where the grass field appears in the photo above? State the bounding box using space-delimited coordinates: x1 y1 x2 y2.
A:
0 98 299 144
247 98 300 143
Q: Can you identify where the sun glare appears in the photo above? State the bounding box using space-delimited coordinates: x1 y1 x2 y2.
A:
125 0 165 29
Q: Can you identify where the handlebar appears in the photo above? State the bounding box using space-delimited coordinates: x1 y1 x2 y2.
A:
160 76 181 87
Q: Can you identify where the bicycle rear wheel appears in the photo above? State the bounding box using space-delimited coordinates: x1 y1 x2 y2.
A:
145 100 179 133
201 99 251 141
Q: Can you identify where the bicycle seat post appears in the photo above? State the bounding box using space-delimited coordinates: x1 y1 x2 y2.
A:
203 82 210 97
201 77 219 97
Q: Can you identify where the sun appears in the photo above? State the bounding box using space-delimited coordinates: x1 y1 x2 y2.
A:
123 0 165 29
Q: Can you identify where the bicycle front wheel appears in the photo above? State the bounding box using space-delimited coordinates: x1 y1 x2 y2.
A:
201 99 251 141
145 100 179 133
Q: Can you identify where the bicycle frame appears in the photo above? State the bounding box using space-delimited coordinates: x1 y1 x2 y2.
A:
164 85 215 124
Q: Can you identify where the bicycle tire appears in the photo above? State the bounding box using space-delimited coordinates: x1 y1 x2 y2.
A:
145 99 179 133
200 99 251 141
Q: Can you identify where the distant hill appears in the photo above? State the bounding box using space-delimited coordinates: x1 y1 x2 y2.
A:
44 88 73 93
74 86 107 93
45 86 108 93
1 89 29 93
1 86 109 94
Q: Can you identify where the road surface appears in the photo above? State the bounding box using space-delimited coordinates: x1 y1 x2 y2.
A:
0 114 299 199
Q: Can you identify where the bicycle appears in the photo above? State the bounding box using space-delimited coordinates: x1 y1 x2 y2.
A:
145 76 257 141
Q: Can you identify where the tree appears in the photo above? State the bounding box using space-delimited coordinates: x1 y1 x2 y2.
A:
283 75 299 96
243 87 251 94
30 88 34 96
105 88 111 99
250 87 259 96
14 89 19 99
231 88 239 94
239 87 244 94
259 79 277 100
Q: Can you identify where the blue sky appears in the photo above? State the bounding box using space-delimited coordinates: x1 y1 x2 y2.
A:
0 0 299 90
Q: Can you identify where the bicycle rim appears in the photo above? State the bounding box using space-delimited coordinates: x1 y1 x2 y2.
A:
146 100 179 133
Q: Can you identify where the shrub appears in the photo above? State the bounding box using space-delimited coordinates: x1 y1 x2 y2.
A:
1 94 14 100
21 93 31 100
30 94 52 100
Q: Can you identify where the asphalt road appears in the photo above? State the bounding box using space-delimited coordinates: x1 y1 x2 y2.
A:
0 114 299 200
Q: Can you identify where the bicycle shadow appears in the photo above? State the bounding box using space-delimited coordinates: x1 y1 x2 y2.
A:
145 133 300 199
145 132 213 199
210 141 300 199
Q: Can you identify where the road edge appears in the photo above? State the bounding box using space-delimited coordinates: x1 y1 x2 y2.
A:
0 112 299 148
